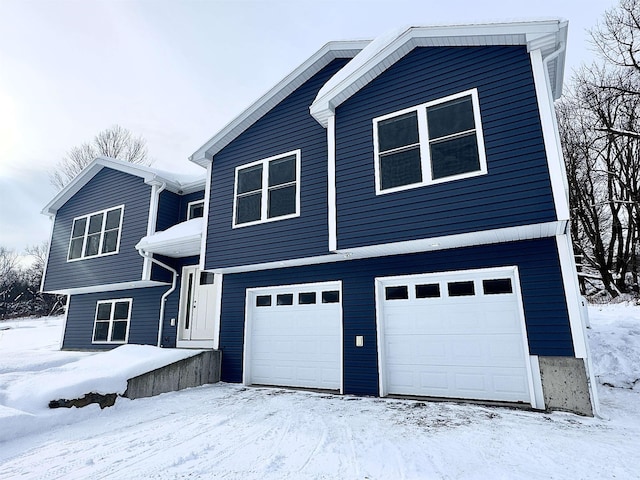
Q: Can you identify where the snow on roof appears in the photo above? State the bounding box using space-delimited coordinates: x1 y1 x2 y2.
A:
135 217 203 258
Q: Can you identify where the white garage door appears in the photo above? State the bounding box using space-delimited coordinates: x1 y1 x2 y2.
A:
245 281 342 391
378 267 533 404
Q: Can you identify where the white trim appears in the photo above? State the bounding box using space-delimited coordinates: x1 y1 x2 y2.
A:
529 49 570 221
143 183 164 281
40 214 55 293
213 273 223 350
199 161 212 270
243 280 343 393
373 89 487 195
58 294 71 350
529 356 546 410
66 205 125 262
91 297 133 345
187 199 205 220
232 150 301 228
327 115 337 251
43 280 170 296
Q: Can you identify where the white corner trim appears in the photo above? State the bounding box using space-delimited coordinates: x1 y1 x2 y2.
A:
327 115 337 251
58 294 71 350
374 278 387 397
213 273 223 350
529 356 545 410
530 49 570 221
143 183 163 281
200 161 212 270
40 215 55 293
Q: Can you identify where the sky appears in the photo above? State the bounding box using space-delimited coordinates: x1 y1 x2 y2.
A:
0 0 619 258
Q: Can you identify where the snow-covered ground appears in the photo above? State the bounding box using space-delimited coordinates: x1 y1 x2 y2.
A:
0 305 638 479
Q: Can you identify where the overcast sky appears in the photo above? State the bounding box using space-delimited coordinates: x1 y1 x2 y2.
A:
0 0 618 257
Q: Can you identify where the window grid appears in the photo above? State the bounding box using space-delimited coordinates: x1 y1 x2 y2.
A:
67 205 124 261
92 298 132 344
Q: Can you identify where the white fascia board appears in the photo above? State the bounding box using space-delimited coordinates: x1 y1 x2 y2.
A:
310 19 567 127
44 280 170 296
188 40 369 166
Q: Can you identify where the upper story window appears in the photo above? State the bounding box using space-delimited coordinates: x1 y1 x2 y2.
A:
373 89 487 194
187 200 205 220
67 205 124 261
233 150 300 228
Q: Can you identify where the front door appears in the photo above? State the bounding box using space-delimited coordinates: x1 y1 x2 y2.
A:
177 266 218 347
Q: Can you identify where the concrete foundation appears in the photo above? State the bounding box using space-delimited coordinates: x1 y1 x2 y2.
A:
538 356 593 416
124 349 221 400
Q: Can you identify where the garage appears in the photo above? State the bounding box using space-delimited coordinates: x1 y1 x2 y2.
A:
243 281 342 391
376 267 535 404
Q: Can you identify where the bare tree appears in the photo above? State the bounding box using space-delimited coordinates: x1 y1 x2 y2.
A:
50 125 151 190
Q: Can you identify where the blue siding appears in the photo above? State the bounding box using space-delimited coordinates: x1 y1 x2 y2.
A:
156 191 180 232
62 285 182 350
334 46 557 249
43 169 151 292
179 190 205 223
219 238 573 395
205 58 351 270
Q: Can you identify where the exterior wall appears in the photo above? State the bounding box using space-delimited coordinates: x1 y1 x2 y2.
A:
43 169 151 292
334 46 558 249
205 58 351 270
156 190 205 232
219 237 573 395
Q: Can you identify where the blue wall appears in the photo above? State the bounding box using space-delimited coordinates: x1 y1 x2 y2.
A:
334 46 557 249
219 238 572 395
205 58 351 269
44 169 151 292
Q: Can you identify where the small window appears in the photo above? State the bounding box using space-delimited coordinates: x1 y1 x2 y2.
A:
322 290 340 304
298 292 316 305
256 295 271 307
199 272 215 285
92 299 132 344
233 151 300 227
483 278 513 295
276 294 293 306
416 283 440 298
448 281 475 297
187 200 205 220
385 286 409 300
68 206 124 261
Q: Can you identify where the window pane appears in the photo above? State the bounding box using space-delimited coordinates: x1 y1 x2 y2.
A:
380 147 422 190
256 295 271 307
483 279 513 295
111 321 128 342
430 133 480 180
276 294 293 306
237 165 262 194
199 272 215 285
68 238 84 259
72 218 87 238
93 322 109 342
385 286 408 300
268 156 296 186
322 290 340 303
236 193 262 224
87 213 104 234
189 203 204 219
448 281 475 297
84 233 100 256
105 209 121 230
101 230 119 254
416 283 440 298
298 292 316 305
268 184 296 218
114 301 130 320
96 303 112 321
427 96 475 139
378 111 419 152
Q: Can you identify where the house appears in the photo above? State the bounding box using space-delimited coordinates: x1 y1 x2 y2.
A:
41 19 598 415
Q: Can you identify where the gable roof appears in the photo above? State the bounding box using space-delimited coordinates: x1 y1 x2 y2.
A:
189 40 370 167
310 19 569 127
42 156 206 216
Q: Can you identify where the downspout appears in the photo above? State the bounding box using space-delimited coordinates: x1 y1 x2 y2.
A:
138 249 177 347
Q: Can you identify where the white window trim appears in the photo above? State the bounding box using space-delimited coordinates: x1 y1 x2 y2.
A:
373 89 487 195
91 298 132 344
67 205 125 262
187 199 205 220
232 150 301 228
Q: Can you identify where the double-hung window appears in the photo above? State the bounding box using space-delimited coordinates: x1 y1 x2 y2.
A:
92 298 132 344
233 150 300 227
373 89 486 194
67 205 124 261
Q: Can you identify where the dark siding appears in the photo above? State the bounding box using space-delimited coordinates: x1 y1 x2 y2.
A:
219 238 573 395
62 285 183 350
156 191 180 232
179 191 205 223
151 254 199 292
43 169 151 292
205 58 351 269
335 46 558 249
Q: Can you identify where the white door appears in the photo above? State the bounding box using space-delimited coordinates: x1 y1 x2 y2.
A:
377 267 534 404
178 266 217 344
244 281 342 391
